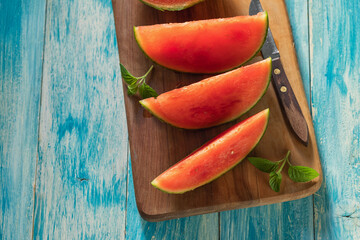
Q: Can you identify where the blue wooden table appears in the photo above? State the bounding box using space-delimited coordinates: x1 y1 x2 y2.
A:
1 0 359 239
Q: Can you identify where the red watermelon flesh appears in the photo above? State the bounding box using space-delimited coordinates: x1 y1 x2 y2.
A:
134 12 268 73
151 109 270 194
139 0 203 11
140 58 272 129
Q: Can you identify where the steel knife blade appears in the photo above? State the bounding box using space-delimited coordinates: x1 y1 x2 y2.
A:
250 0 309 146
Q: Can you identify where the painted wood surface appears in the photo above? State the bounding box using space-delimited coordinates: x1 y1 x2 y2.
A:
31 0 128 238
1 0 360 239
0 0 46 239
310 0 360 239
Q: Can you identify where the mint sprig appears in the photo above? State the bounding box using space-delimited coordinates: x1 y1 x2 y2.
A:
248 151 319 192
120 64 158 99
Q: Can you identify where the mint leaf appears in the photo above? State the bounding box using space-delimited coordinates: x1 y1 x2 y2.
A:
127 82 138 96
120 64 137 85
288 166 319 182
248 157 279 173
139 83 158 99
269 171 282 192
120 64 157 98
249 150 318 192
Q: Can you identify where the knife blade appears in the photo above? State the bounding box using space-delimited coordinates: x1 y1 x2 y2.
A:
250 0 309 146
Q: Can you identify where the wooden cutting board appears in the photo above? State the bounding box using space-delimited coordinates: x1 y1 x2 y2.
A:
112 0 322 221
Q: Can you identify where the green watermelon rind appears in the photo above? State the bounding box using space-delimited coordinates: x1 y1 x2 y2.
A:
139 0 204 11
139 58 272 130
139 100 170 125
133 12 269 74
151 109 270 194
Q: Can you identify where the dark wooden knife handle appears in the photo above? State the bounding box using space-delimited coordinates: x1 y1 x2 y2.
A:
271 58 309 145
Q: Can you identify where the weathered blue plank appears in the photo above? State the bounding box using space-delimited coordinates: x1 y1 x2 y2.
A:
0 0 46 239
286 0 311 104
220 0 314 239
310 0 360 239
125 158 219 240
221 198 314 240
32 0 128 238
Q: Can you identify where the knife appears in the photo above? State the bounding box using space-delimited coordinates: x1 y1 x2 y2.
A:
249 0 309 146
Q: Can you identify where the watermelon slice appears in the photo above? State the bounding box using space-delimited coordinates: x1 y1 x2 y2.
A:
134 12 268 73
140 58 272 129
151 109 270 194
139 0 203 11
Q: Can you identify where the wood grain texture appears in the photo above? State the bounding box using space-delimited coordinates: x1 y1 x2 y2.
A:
32 0 128 238
113 0 322 221
126 158 219 240
0 0 46 239
219 1 315 239
310 0 360 239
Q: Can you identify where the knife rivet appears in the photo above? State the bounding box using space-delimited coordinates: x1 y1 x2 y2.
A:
274 68 281 75
280 86 287 93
